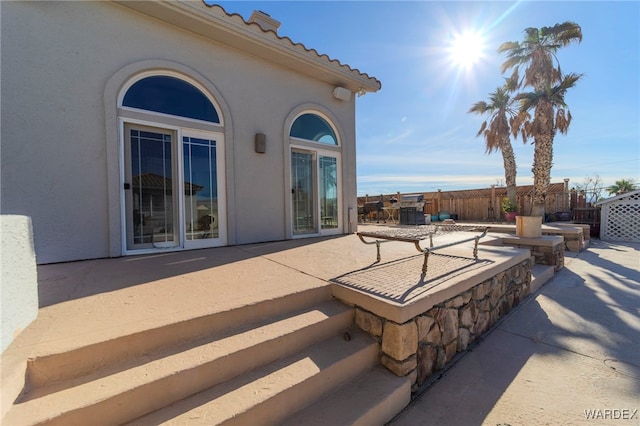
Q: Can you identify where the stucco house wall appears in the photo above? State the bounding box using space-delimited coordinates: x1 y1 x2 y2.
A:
1 1 378 264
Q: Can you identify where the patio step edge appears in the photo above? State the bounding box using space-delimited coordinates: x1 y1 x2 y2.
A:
24 286 332 390
4 299 353 426
281 365 411 426
125 327 379 426
531 264 555 293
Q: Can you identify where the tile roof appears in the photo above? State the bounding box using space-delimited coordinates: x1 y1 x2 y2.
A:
210 3 381 91
595 189 640 205
114 1 381 93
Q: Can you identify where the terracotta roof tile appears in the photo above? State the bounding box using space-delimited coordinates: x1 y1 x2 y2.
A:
210 3 381 91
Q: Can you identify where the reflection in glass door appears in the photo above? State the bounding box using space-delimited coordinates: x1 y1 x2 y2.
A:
291 150 316 235
125 126 178 249
183 135 220 243
319 156 338 230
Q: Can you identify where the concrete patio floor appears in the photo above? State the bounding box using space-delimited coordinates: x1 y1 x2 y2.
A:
6 224 502 361
2 225 447 419
389 239 640 425
2 227 638 425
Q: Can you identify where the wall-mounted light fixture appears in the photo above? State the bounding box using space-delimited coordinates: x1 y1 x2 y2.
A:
332 86 352 101
255 133 266 153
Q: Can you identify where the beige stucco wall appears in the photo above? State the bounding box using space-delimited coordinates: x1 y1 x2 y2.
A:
1 216 39 353
1 1 358 263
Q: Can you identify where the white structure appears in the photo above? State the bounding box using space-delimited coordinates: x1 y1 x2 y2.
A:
1 216 38 353
1 1 381 264
595 190 640 242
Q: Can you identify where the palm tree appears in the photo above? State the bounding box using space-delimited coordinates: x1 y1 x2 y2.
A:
607 179 636 196
513 72 581 212
469 81 522 209
499 22 582 217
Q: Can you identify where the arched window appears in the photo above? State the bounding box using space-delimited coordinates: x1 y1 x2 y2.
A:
119 73 226 253
287 110 341 238
123 76 220 123
290 113 337 145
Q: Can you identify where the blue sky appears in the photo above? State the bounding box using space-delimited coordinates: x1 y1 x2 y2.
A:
217 1 640 196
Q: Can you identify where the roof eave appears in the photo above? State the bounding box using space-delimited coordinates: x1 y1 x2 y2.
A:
113 1 381 93
595 189 640 205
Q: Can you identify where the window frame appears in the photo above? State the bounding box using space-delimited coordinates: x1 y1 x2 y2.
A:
286 109 344 239
117 72 226 255
289 111 341 147
118 70 224 128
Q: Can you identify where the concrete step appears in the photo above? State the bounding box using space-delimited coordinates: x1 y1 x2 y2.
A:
125 327 380 425
281 366 411 426
4 299 353 426
23 286 332 389
531 263 555 293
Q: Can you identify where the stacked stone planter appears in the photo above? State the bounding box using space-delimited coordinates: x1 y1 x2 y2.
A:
354 259 531 389
500 236 565 272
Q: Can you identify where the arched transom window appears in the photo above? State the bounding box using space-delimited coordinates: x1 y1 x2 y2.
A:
288 111 341 238
123 75 220 123
119 73 226 254
290 113 337 145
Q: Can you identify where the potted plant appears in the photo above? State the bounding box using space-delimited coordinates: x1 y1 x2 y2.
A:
501 197 518 221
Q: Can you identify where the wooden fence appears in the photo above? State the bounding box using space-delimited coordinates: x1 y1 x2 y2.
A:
358 181 574 222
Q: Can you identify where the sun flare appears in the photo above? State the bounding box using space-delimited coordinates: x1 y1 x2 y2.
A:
447 30 486 69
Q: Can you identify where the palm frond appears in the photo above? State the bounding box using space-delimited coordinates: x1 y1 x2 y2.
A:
558 72 582 89
510 110 531 141
497 41 521 55
500 56 524 74
548 21 583 45
555 109 569 133
500 21 582 93
470 86 519 158
523 27 540 44
547 73 583 106
468 101 490 114
504 73 520 92
476 121 488 137
513 91 541 113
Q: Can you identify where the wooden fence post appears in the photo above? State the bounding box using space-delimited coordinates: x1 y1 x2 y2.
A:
563 178 570 211
490 184 496 220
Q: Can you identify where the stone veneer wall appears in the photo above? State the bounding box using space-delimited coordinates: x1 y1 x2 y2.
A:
509 241 564 272
354 259 531 389
531 243 563 271
544 225 588 252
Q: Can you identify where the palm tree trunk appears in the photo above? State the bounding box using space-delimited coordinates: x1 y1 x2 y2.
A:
531 101 555 217
501 136 517 206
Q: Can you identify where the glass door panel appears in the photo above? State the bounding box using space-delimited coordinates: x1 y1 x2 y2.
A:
292 150 316 235
183 135 219 242
125 126 177 249
319 156 338 230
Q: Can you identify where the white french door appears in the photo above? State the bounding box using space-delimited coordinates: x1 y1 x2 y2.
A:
125 124 178 249
123 122 225 253
181 129 226 249
292 150 316 235
290 148 340 236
